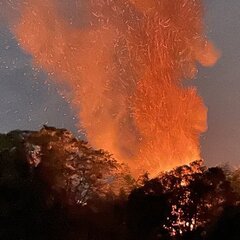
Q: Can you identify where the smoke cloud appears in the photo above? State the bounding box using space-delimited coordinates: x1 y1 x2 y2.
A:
12 0 219 175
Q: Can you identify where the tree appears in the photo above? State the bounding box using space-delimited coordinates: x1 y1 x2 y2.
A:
25 126 133 207
127 161 237 239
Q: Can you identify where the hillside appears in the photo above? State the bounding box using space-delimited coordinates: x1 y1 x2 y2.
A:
0 126 239 240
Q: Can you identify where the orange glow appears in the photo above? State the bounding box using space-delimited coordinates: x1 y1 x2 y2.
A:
14 0 219 176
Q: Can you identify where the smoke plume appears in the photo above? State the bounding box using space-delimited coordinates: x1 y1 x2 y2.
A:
12 0 219 175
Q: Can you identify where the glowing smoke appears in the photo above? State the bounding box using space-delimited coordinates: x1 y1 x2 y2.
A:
12 0 219 175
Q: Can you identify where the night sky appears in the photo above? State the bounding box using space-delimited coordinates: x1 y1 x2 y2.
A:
0 0 240 167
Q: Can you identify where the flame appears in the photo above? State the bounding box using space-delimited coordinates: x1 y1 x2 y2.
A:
13 0 219 176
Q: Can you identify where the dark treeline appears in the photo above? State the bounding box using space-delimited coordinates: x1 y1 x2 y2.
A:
0 126 239 240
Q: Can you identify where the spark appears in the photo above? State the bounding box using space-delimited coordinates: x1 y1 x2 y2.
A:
13 0 219 176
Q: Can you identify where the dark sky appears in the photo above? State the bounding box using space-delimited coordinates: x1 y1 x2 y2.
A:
0 0 240 167
197 0 240 167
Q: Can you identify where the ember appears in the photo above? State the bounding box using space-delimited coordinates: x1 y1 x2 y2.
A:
13 0 219 176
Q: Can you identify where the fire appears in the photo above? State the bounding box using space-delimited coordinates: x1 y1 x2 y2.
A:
13 0 219 176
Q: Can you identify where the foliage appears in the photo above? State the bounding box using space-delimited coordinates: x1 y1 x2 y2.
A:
0 130 26 152
127 160 237 239
229 168 240 198
0 126 239 240
25 125 133 206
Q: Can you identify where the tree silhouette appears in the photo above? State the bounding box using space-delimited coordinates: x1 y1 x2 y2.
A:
0 127 239 240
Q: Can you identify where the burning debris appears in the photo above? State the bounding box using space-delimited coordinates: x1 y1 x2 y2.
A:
12 0 219 175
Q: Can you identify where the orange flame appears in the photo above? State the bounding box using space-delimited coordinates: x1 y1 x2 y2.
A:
13 0 219 176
